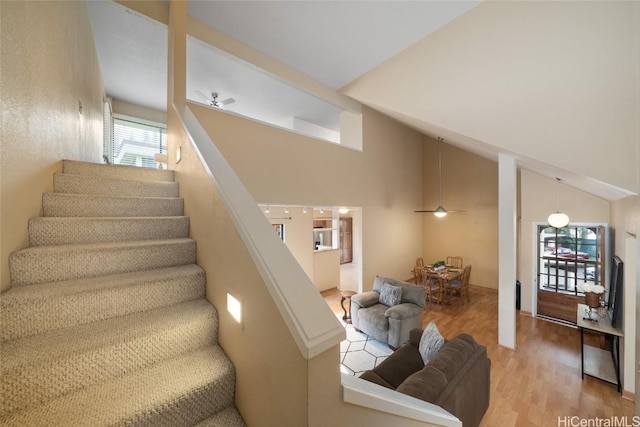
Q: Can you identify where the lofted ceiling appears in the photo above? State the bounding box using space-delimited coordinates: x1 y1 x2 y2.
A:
87 0 633 200
87 0 480 134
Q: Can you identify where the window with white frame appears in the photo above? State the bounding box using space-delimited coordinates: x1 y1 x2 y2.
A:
108 116 167 168
537 225 605 295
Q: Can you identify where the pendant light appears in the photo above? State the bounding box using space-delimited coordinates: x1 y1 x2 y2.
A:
414 137 464 216
547 177 569 228
433 139 447 217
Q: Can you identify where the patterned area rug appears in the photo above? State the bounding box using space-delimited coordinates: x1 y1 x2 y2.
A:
339 318 393 377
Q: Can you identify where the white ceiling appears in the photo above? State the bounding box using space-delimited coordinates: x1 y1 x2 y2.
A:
87 0 632 200
188 1 482 90
87 0 480 132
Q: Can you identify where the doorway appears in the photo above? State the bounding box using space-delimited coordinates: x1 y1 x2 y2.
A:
536 224 606 323
339 217 353 264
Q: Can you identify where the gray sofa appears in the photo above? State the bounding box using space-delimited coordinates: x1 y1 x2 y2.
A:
350 276 425 349
360 329 491 427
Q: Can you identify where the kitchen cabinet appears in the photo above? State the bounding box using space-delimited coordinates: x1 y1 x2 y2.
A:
313 218 337 251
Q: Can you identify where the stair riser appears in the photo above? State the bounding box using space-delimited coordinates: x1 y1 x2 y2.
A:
196 407 246 426
1 346 235 426
124 369 236 427
28 217 189 246
1 309 218 417
9 240 196 286
42 193 183 217
1 268 206 341
63 160 174 182
54 173 179 198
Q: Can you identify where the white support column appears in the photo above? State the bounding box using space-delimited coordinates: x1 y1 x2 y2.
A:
498 154 517 349
168 0 186 105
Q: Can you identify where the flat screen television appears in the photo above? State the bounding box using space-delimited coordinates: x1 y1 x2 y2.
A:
608 256 623 329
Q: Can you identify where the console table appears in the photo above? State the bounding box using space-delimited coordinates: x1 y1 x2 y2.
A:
576 304 623 392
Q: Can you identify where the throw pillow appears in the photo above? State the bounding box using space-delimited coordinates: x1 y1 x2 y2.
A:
379 283 402 307
419 320 445 364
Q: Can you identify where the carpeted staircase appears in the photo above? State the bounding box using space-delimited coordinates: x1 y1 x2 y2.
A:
1 160 245 426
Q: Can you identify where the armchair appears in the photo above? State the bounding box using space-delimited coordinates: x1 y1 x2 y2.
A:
350 276 426 349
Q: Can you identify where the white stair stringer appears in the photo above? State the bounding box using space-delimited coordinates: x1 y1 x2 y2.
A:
3 161 245 426
1 265 206 341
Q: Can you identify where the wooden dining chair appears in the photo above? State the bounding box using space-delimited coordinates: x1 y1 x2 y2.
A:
413 258 425 283
416 267 441 306
445 265 472 304
446 256 463 268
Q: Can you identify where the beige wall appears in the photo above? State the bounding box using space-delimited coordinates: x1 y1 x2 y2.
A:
190 103 364 207
262 205 314 281
0 1 104 292
519 170 611 313
190 103 424 290
313 250 341 291
170 113 309 426
420 138 498 289
343 0 639 195
360 107 424 288
111 98 167 124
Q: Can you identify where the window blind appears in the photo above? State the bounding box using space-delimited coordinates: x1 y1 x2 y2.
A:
111 117 167 168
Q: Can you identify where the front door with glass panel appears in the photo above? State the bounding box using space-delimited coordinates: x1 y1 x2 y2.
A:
536 225 606 324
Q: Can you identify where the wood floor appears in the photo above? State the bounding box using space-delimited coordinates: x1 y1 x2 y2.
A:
322 285 634 426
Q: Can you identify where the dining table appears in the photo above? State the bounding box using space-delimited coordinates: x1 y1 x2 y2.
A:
423 265 464 304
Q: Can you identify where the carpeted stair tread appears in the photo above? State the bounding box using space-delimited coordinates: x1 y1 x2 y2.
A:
1 264 206 341
1 299 218 417
9 238 197 286
3 160 241 425
63 159 175 182
43 192 184 217
54 172 180 197
1 345 236 426
28 216 190 246
195 407 246 426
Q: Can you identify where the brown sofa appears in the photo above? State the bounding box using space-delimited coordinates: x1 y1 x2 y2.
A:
360 328 491 427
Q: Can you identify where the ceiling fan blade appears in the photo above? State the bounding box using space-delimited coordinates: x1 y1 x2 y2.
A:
196 90 212 102
414 208 466 213
220 97 235 106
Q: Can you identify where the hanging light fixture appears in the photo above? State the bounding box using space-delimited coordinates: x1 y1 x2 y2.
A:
414 137 465 216
547 177 569 228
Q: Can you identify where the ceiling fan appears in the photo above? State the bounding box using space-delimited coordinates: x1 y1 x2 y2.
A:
414 137 465 217
196 91 235 109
